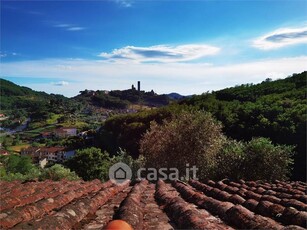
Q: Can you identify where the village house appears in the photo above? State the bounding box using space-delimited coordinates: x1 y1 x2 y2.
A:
21 146 69 167
21 147 41 162
40 147 66 162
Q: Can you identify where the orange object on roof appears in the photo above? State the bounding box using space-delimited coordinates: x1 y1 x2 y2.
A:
104 220 133 230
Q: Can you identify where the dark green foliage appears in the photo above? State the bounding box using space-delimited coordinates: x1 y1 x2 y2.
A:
31 108 52 122
2 154 35 174
107 89 169 106
39 164 79 181
95 105 185 157
180 72 306 180
0 154 41 181
114 148 145 180
63 136 87 150
93 94 129 109
64 147 112 181
2 136 14 148
76 88 169 109
0 155 79 182
0 78 45 97
215 139 245 180
139 111 293 181
0 78 50 111
215 138 294 181
64 147 145 181
0 79 83 125
243 138 294 181
109 89 140 103
140 110 224 180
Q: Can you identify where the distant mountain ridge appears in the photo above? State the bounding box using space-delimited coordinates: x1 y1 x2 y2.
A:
0 78 48 97
0 78 52 111
0 79 188 112
74 89 171 109
165 92 185 100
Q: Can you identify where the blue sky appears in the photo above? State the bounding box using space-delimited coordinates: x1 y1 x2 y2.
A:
1 0 306 97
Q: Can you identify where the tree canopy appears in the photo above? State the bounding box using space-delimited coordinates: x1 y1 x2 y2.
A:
140 110 224 180
180 72 306 180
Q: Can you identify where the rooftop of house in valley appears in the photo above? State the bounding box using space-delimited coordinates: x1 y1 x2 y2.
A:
0 179 306 230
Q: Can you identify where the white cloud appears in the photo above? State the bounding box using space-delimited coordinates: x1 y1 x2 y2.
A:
66 27 85 31
253 26 307 50
52 81 69 86
1 56 306 97
113 0 133 7
53 24 85 31
56 64 72 70
99 44 220 63
0 52 19 58
54 24 71 28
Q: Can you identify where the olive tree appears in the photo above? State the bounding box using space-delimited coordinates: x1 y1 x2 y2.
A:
243 137 294 181
140 110 224 180
215 137 294 181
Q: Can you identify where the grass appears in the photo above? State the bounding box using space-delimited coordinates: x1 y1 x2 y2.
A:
0 136 7 143
46 114 62 125
22 124 57 140
28 121 46 130
59 121 87 129
26 124 56 133
7 144 30 153
129 104 152 110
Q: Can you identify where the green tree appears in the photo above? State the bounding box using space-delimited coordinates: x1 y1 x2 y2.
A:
140 110 224 180
64 147 112 181
180 71 306 181
39 164 79 181
215 139 245 180
6 155 35 174
98 104 185 157
243 137 294 181
215 138 294 181
0 155 41 181
2 136 13 148
113 148 145 180
12 134 21 145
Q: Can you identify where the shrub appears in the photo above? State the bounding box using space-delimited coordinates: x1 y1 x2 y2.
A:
0 165 41 182
0 154 36 175
215 139 245 180
215 137 294 181
0 166 6 178
140 110 224 180
112 148 145 180
1 172 28 182
243 137 294 181
139 110 294 181
39 164 79 181
64 147 112 181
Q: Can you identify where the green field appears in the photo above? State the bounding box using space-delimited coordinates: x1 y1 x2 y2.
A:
46 114 62 125
7 144 30 153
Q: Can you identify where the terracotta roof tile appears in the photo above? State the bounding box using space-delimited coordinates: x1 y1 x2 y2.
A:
0 179 306 229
